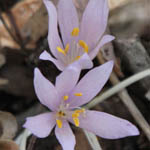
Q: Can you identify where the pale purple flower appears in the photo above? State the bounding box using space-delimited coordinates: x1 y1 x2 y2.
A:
40 0 115 71
23 61 139 150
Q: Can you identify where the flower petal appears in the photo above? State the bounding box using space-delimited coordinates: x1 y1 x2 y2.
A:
55 121 75 150
80 0 109 49
89 35 115 59
43 0 63 58
55 65 81 97
39 51 65 71
69 61 113 108
23 112 56 138
71 110 139 139
72 53 93 70
57 0 79 46
34 68 60 111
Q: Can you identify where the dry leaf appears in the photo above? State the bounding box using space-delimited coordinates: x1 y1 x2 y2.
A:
0 0 44 49
0 140 19 150
108 0 132 10
0 111 18 140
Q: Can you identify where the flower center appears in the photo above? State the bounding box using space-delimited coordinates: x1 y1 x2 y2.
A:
56 92 84 128
56 28 89 65
56 110 66 128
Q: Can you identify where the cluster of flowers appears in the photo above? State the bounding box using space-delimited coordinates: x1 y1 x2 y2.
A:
24 0 139 149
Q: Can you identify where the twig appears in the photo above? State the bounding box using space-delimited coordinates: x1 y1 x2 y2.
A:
7 10 25 49
85 69 150 108
94 52 150 141
0 12 20 46
83 129 102 150
0 12 27 55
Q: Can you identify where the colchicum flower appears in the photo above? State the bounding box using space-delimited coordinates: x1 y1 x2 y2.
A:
23 61 139 150
40 0 115 71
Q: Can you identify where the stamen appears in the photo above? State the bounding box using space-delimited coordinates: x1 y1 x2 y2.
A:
63 95 69 101
71 28 79 36
72 112 80 118
57 47 66 56
56 119 63 128
75 56 81 61
73 117 79 127
79 40 89 53
64 44 69 53
72 108 85 127
74 93 82 96
75 108 85 114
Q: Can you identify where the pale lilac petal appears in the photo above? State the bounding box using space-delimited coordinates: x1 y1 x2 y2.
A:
39 51 65 71
57 0 79 46
55 65 81 97
55 121 75 150
72 53 93 70
23 112 56 138
89 35 115 59
71 110 139 139
69 61 113 107
43 0 63 58
34 68 60 111
80 0 109 49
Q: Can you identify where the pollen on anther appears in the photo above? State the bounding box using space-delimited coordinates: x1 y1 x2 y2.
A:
79 40 89 53
75 56 81 61
73 117 79 127
56 119 63 128
72 112 79 118
57 47 66 56
63 95 69 101
74 93 82 96
71 28 79 36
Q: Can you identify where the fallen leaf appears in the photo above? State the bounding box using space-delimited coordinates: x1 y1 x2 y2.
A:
0 140 19 150
0 111 18 140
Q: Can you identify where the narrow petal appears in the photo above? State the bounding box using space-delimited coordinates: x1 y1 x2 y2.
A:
55 65 81 97
72 53 93 70
89 35 115 59
23 112 56 138
80 0 109 49
34 68 60 111
55 121 75 150
70 110 139 139
69 61 114 108
43 0 63 58
57 0 79 45
39 51 65 71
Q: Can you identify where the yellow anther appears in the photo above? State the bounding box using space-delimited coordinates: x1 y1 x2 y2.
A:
56 119 63 128
72 112 80 118
64 44 69 53
71 28 79 36
74 93 82 96
57 47 66 56
75 56 81 61
63 95 69 101
75 109 85 114
79 40 89 53
73 117 79 127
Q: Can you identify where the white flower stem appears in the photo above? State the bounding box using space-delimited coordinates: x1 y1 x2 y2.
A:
85 69 150 109
15 129 31 150
83 129 102 150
